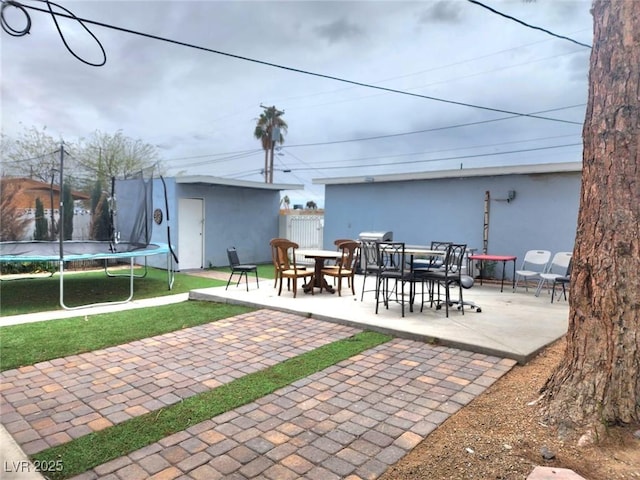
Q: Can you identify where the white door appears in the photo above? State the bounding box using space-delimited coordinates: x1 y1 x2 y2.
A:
178 198 204 269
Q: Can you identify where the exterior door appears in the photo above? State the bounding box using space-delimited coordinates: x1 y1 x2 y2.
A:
178 198 204 269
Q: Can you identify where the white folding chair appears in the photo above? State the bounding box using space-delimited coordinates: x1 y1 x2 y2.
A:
514 250 551 292
535 252 573 297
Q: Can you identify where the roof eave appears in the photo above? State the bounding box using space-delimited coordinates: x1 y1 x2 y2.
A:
312 161 583 186
175 175 303 191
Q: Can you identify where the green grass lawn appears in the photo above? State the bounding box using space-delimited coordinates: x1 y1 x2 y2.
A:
211 263 276 280
0 268 224 316
0 301 253 371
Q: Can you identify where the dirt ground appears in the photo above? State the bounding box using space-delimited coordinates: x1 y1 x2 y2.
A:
381 339 640 480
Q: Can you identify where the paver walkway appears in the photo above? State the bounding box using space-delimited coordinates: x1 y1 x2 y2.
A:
1 310 358 455
1 309 516 479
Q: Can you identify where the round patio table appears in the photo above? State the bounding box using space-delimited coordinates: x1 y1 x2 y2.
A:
297 249 343 294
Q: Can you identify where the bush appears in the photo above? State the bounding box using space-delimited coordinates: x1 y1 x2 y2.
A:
0 261 57 275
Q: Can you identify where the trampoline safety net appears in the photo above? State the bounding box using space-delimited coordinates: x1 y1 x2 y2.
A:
114 175 154 251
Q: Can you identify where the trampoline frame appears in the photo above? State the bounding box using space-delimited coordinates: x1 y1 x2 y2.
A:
0 241 174 310
1 145 178 311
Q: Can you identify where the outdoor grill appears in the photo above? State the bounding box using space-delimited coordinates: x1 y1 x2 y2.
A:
358 231 393 242
357 231 393 273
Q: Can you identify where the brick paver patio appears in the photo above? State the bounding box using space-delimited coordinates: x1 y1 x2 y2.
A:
0 310 359 455
1 309 516 479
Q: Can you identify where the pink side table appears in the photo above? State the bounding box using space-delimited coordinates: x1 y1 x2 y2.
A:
468 254 517 292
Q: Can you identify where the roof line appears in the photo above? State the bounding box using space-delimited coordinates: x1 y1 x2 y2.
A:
313 162 582 185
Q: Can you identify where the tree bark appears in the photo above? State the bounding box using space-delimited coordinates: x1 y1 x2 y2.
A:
542 0 639 430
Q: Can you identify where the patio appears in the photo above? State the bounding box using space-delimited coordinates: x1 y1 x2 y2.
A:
190 273 569 364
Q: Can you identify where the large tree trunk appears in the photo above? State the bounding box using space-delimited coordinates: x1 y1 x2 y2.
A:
542 0 639 431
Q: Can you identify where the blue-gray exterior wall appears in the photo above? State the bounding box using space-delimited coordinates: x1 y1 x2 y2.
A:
118 177 280 270
323 172 581 278
173 182 279 268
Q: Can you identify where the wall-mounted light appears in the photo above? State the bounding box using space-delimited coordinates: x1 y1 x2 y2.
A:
492 190 517 203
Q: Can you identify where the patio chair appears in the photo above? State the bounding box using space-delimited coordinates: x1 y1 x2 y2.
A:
375 242 415 317
551 258 572 303
514 250 551 292
321 240 359 296
325 238 357 287
269 238 306 290
225 247 259 291
419 243 468 317
360 239 383 301
535 251 572 297
270 239 314 298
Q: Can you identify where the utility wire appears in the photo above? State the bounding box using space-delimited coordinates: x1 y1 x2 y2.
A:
159 104 583 164
165 151 262 171
221 141 581 178
292 143 582 172
292 133 581 169
285 104 585 149
163 148 262 163
7 1 581 125
467 0 592 49
0 149 61 165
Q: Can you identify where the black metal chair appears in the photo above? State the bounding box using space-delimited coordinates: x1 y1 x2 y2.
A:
410 241 451 307
420 243 468 317
360 239 384 301
375 242 414 317
551 258 572 303
225 247 259 291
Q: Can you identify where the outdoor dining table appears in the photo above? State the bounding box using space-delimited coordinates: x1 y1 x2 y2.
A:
297 248 344 294
404 245 446 260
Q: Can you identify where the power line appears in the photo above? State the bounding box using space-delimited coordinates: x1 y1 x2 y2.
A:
291 133 582 169
9 1 581 125
284 104 585 149
0 149 61 165
221 141 581 180
163 148 262 164
467 0 592 49
163 150 262 169
292 143 581 172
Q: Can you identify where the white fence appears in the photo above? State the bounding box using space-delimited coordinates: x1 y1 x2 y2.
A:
279 213 324 265
13 209 92 241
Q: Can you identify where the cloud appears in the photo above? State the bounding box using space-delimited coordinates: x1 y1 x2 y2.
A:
417 1 464 24
313 18 364 44
1 0 593 202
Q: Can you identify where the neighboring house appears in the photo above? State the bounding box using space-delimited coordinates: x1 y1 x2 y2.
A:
0 177 91 240
315 162 582 279
117 175 303 270
0 177 90 210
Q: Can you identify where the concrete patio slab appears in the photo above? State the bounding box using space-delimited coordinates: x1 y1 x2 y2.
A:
190 274 569 364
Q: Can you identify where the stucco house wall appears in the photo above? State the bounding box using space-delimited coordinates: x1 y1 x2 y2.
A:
133 176 302 270
317 163 581 279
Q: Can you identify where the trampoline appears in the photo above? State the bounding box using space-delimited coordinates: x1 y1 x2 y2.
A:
0 241 174 310
0 151 178 310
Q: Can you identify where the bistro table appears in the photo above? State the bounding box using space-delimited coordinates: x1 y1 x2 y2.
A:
404 245 446 262
297 249 344 294
468 253 517 292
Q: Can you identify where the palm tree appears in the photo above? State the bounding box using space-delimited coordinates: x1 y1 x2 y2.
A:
254 106 287 183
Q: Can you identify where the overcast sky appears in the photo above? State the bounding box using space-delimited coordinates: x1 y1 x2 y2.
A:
1 0 593 206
